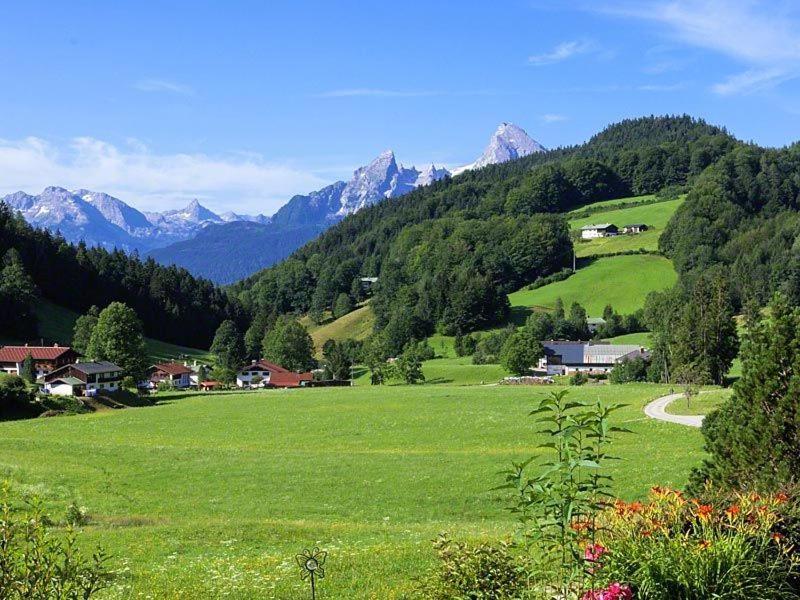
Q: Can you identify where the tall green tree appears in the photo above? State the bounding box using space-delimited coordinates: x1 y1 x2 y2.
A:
333 293 354 319
262 317 314 372
20 353 36 384
0 249 38 338
85 302 149 381
397 344 425 384
243 310 274 360
72 305 99 355
691 294 800 492
211 320 246 371
500 329 543 376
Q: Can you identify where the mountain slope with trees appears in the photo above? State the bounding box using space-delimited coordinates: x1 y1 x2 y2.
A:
231 116 735 353
0 203 244 348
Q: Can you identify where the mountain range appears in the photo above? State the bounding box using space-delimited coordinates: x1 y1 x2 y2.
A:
2 122 544 283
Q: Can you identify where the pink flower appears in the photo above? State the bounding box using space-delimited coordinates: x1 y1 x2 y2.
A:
581 582 633 600
584 543 608 563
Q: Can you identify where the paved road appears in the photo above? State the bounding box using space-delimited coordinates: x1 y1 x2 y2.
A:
644 392 704 428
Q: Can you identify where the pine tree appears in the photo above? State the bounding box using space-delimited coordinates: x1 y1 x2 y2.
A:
333 293 353 319
690 294 800 492
210 320 246 371
21 353 36 384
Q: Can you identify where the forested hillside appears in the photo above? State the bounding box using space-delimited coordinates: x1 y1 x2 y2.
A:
231 116 736 352
661 143 800 306
0 204 244 348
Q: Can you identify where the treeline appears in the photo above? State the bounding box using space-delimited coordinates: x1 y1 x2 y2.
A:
0 204 244 348
661 143 800 308
233 116 734 344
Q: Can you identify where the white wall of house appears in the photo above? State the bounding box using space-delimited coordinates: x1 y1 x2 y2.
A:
48 383 80 396
581 228 606 239
236 369 272 387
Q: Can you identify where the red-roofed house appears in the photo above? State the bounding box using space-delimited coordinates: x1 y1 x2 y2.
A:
236 359 312 389
145 362 194 389
0 345 81 379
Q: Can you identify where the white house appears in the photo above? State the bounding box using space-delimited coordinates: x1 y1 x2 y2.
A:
43 361 123 396
580 223 618 239
144 362 193 389
236 359 313 388
537 341 649 376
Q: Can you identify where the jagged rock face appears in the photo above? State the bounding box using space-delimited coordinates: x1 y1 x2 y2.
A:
453 122 545 175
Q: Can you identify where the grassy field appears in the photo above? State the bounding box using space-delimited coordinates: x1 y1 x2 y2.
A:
666 388 733 416
0 383 705 599
604 331 653 345
302 304 376 355
508 254 677 319
569 197 684 258
0 298 213 364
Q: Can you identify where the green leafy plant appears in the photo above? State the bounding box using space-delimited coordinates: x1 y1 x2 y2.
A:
0 482 113 598
498 390 628 599
414 533 531 599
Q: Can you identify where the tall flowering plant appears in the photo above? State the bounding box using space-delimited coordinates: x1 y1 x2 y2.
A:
497 390 629 599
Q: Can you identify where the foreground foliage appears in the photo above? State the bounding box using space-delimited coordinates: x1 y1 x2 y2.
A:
0 484 112 599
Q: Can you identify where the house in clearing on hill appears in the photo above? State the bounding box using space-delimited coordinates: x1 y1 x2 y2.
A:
580 223 618 239
538 341 649 376
622 223 648 234
43 361 123 396
236 359 313 389
0 345 81 378
144 362 193 389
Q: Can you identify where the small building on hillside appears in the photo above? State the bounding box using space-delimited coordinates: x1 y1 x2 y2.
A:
145 362 193 389
0 345 81 378
538 341 649 376
580 224 618 239
586 317 607 333
43 361 123 396
236 359 313 389
622 223 648 234
360 276 379 294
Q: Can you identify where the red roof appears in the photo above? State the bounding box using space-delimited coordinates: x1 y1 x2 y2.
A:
268 371 313 388
0 345 77 363
240 359 291 373
152 362 193 376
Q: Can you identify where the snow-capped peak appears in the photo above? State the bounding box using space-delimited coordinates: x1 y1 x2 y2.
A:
453 122 545 175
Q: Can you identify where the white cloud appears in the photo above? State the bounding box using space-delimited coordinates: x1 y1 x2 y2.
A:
0 136 328 214
541 113 568 123
528 40 595 66
134 79 195 95
595 1 800 94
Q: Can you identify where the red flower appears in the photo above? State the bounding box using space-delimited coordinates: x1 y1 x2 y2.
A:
584 543 607 563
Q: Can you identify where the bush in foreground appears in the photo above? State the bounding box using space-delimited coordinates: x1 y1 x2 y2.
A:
0 483 113 598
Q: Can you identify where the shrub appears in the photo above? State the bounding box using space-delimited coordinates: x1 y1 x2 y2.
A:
570 372 589 386
0 483 113 598
65 500 89 526
416 533 531 599
609 357 648 384
591 487 800 599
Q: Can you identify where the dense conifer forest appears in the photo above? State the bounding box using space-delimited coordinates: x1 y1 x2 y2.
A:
0 204 245 348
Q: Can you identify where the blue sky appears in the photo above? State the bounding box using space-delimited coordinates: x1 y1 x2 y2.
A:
2 0 800 214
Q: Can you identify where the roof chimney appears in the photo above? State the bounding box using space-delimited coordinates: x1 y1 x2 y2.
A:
53 343 59 347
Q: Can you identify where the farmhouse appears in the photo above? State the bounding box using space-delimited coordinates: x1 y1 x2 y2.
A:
236 359 313 389
145 362 193 389
538 341 649 375
43 361 123 396
622 223 648 234
0 345 81 378
586 317 606 333
580 223 618 239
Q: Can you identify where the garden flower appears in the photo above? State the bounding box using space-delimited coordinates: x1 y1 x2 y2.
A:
584 543 607 563
694 503 713 520
698 539 711 550
581 582 633 600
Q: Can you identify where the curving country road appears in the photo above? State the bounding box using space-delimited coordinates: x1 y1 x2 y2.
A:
643 392 704 428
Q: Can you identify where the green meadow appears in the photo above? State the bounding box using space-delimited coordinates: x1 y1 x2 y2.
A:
508 254 677 318
569 197 684 258
0 383 704 599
